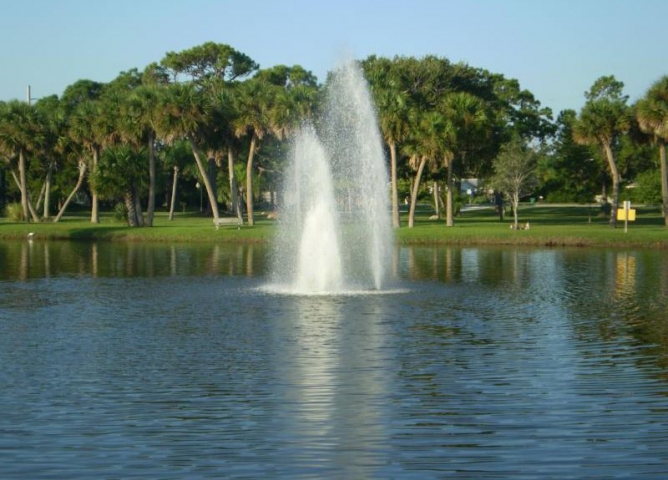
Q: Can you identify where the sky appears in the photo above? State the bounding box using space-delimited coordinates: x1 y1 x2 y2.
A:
1 0 667 116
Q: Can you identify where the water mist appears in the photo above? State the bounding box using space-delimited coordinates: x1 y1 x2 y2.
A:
269 61 393 294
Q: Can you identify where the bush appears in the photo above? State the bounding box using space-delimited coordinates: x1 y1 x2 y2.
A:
4 202 24 221
629 170 661 206
113 202 128 223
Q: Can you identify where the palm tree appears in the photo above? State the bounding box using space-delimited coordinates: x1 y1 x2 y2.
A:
51 153 87 223
0 100 43 222
233 79 271 226
91 144 146 226
573 76 630 228
158 83 221 221
33 95 66 220
212 86 245 223
60 79 107 223
402 109 443 228
67 99 104 223
122 84 164 226
636 76 668 225
363 56 411 229
440 92 488 227
161 139 191 220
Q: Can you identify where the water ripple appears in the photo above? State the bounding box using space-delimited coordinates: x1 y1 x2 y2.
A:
2 247 668 478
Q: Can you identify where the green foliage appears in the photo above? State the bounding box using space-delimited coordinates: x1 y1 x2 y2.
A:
490 137 539 200
161 42 259 91
539 110 602 202
4 202 24 221
3 41 666 233
112 202 128 222
91 145 147 201
629 169 662 205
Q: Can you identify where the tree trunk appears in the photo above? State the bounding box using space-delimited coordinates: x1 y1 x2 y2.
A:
43 163 53 220
408 156 427 228
35 180 46 213
168 166 179 221
603 143 620 228
228 147 243 224
10 167 39 222
446 160 454 227
0 168 4 209
512 192 520 229
54 160 87 223
433 181 440 218
90 146 100 224
124 191 138 227
187 136 220 220
146 130 156 227
389 141 400 228
134 185 144 227
206 156 217 216
246 132 258 226
660 141 668 226
18 149 29 223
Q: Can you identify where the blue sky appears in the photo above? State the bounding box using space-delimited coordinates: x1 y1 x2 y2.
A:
1 0 666 115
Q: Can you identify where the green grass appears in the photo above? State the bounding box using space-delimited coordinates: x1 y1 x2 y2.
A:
396 204 668 248
1 204 667 248
0 211 275 243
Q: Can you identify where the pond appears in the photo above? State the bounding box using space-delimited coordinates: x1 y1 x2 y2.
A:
1 240 667 479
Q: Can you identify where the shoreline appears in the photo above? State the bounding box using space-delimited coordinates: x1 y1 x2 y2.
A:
1 204 666 249
1 226 666 250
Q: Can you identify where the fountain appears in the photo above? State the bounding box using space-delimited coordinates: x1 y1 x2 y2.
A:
269 61 393 294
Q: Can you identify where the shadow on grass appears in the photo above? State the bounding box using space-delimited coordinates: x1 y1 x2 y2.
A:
456 204 665 227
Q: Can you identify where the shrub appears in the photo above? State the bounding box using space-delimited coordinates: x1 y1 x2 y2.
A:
629 170 661 206
4 202 24 221
113 202 128 223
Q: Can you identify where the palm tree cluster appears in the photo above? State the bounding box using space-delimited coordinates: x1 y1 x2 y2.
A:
2 42 668 228
362 55 553 228
0 42 318 226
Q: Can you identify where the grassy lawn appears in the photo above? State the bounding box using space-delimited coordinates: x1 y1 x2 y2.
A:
1 203 666 248
396 203 668 248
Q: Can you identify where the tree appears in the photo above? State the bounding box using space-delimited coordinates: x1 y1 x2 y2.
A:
161 42 259 223
362 56 410 228
66 99 104 223
233 78 272 226
33 95 66 220
122 84 165 226
402 109 444 228
573 76 630 227
61 79 107 223
636 75 668 225
0 100 43 222
161 41 258 90
91 144 146 226
158 83 221 221
539 109 600 203
160 139 191 220
212 88 245 222
490 136 539 230
439 91 488 227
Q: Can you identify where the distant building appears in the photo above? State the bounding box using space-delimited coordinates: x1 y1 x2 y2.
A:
460 178 479 196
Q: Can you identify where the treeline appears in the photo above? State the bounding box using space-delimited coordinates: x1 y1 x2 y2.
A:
1 41 666 228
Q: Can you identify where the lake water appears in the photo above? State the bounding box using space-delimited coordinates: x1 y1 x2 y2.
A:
1 240 667 479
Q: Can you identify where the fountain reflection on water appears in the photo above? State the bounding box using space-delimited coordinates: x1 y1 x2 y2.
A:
269 61 393 294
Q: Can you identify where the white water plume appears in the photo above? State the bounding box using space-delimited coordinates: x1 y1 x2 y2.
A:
269 61 393 294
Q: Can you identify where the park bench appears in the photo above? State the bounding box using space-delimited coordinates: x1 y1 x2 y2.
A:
213 217 242 229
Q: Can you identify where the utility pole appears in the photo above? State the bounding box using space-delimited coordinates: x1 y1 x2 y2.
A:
27 85 37 105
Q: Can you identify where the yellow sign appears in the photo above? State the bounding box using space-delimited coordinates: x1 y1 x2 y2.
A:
616 208 636 221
